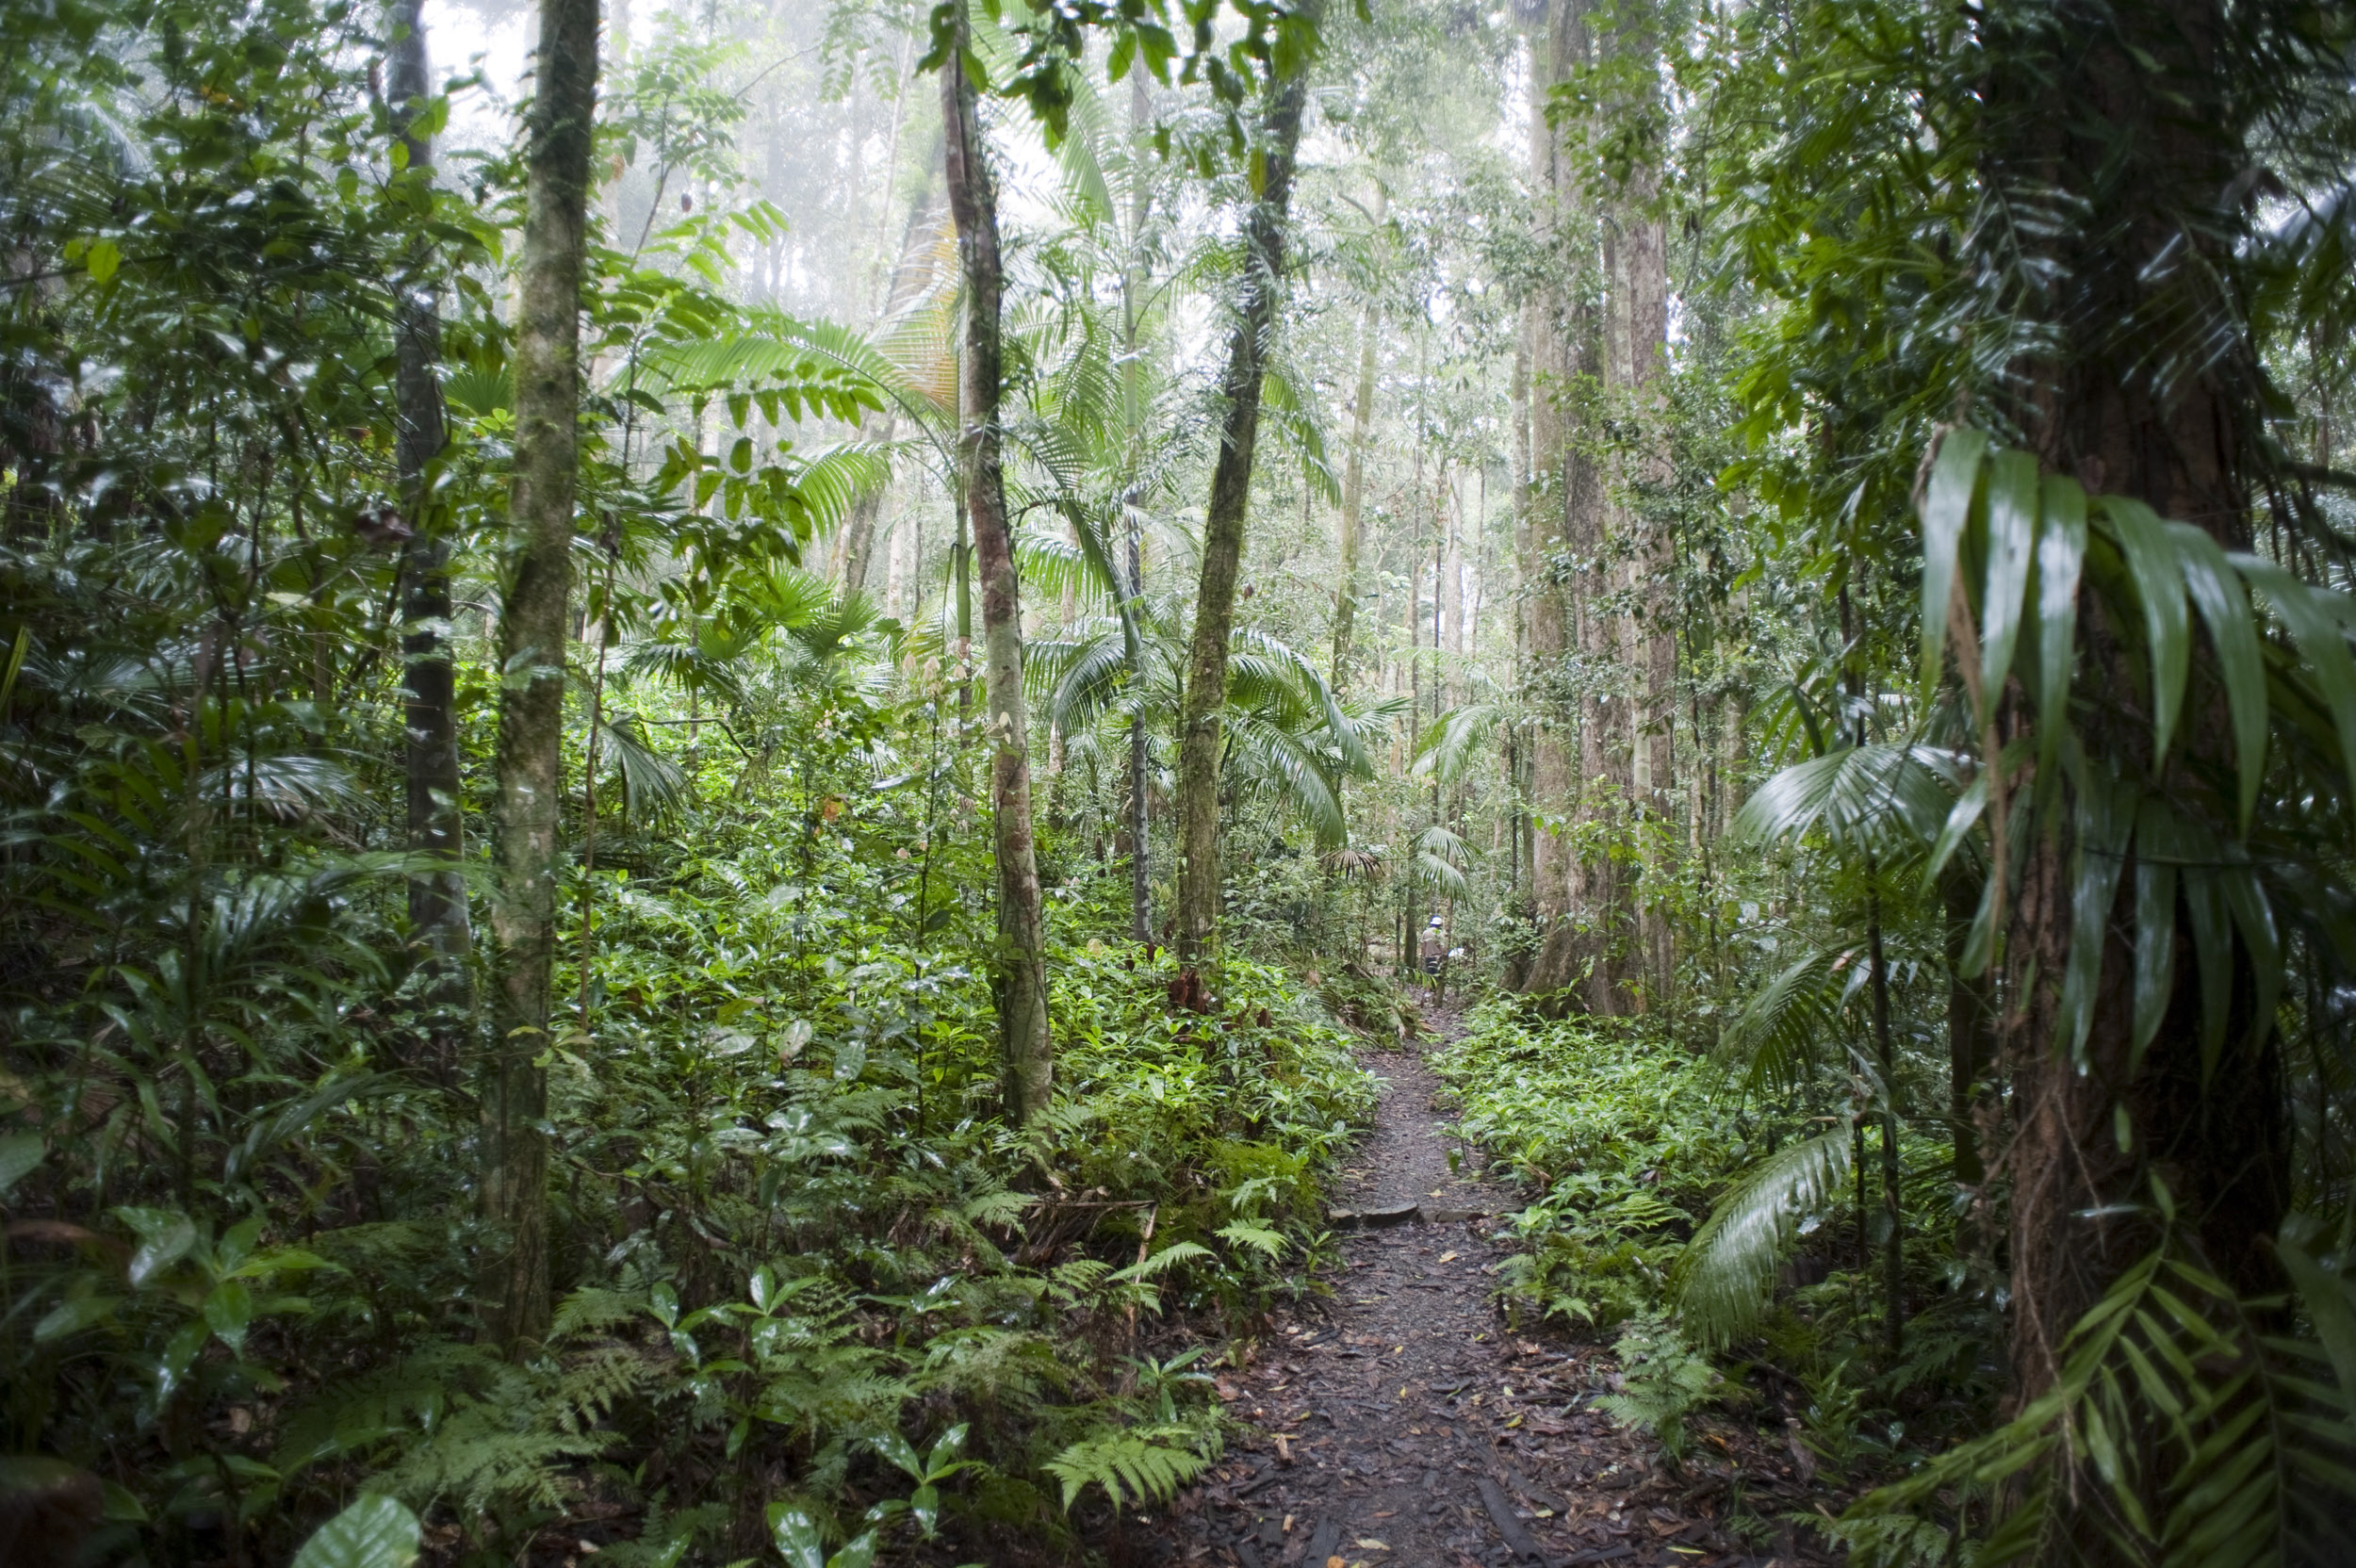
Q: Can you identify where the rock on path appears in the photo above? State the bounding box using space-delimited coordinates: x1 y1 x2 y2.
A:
1132 1022 1779 1568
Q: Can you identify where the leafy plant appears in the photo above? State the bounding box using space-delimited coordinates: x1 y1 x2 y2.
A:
1593 1314 1721 1466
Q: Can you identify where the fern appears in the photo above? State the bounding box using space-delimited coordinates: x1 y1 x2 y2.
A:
1043 1427 1216 1512
1592 1315 1720 1464
1829 1227 2356 1568
1215 1222 1286 1261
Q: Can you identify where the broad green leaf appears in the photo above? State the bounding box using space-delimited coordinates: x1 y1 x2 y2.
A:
2180 846 2233 1065
872 1430 923 1481
117 1206 196 1286
2235 555 2356 806
2167 521 2267 829
2035 474 2087 771
289 1495 420 1568
0 1133 44 1195
1919 429 1988 690
768 1504 826 1568
1922 772 1988 887
2103 498 2191 771
2058 767 2134 1067
1980 448 2039 714
34 1294 120 1342
2131 796 2181 1062
204 1278 254 1354
2220 858 2282 1061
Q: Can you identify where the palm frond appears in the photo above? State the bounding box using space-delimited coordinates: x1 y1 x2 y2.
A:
1672 1129 1854 1348
1719 946 1850 1099
1226 712 1348 849
1414 704 1504 789
1733 743 1956 861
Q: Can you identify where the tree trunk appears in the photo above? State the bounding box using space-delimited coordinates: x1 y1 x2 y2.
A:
1122 68 1154 946
1983 0 2289 1441
1524 0 1624 1010
941 36 1051 1123
1332 187 1383 690
483 0 597 1353
1172 33 1317 970
1520 3 1571 990
1603 0 1675 1007
389 0 472 1083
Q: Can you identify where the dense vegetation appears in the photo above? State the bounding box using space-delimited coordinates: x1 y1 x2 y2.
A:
8 0 2356 1563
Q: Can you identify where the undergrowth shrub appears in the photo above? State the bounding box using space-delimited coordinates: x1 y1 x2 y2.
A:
1431 1002 1749 1331
1431 998 2002 1498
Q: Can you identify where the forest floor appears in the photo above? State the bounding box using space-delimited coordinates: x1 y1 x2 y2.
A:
1125 1008 1823 1568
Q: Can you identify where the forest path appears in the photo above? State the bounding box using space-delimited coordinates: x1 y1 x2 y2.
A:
1135 1011 1769 1568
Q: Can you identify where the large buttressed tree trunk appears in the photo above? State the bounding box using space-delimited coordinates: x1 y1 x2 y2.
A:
1172 26 1317 972
1523 0 1628 1012
1981 0 2288 1419
1601 0 1674 1007
483 0 598 1352
941 35 1052 1123
389 0 472 1080
1519 0 1573 993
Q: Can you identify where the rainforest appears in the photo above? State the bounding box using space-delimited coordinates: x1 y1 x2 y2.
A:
5 0 2356 1563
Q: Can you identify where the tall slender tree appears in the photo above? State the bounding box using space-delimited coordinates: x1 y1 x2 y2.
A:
1331 182 1383 691
1172 9 1320 971
388 0 472 1079
483 0 599 1350
1121 66 1156 946
941 16 1052 1122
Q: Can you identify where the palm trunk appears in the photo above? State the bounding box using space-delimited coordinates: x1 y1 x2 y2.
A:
1173 31 1317 971
483 0 597 1352
941 35 1050 1123
389 0 472 1081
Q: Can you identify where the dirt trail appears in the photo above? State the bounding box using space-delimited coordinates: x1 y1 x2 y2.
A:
1137 1017 1777 1568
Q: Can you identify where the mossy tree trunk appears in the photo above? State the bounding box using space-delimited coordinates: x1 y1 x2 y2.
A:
941 31 1051 1123
1172 33 1317 972
388 0 472 1084
483 0 598 1352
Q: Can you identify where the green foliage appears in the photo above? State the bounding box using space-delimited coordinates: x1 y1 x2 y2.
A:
1042 1429 1215 1513
288 1496 421 1568
1432 1004 1759 1331
1672 1129 1855 1348
1592 1315 1720 1465
1831 1217 2356 1568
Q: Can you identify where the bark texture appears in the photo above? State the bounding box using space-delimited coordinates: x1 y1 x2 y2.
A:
1523 0 1629 1012
1520 2 1573 987
389 0 472 1078
1172 41 1315 970
1601 0 1674 1006
941 42 1051 1123
1332 187 1383 690
1982 0 2288 1438
483 0 597 1351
